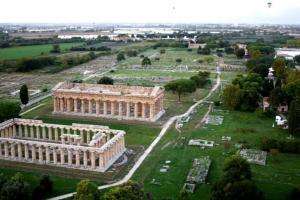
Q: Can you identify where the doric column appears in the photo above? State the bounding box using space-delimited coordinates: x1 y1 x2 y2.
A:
88 100 92 114
4 142 9 157
17 143 22 160
103 101 107 115
76 150 80 167
0 143 2 156
18 125 22 137
36 126 40 139
142 103 146 118
45 146 50 163
54 128 59 141
24 125 28 137
53 148 57 164
67 99 71 112
150 104 155 119
86 130 90 144
81 99 85 114
91 151 95 169
48 127 52 140
53 97 57 112
61 134 65 144
68 149 72 166
10 143 16 159
24 144 29 160
60 98 64 111
126 102 130 118
4 128 8 138
118 102 123 118
8 127 12 137
12 125 16 137
96 101 100 115
134 103 138 118
99 152 104 169
30 126 34 138
111 101 115 116
60 148 65 165
83 151 88 167
42 126 46 139
31 145 36 162
38 145 43 163
80 129 84 143
74 99 78 113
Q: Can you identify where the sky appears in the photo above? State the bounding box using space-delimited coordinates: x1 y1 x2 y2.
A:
1 0 300 24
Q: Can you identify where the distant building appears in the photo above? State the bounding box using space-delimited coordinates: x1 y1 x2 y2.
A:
275 48 300 60
236 43 248 56
188 40 206 49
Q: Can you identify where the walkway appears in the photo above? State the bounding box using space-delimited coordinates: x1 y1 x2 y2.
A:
48 68 221 200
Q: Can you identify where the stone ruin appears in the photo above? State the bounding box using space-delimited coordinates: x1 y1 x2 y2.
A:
183 156 212 193
188 139 214 147
239 149 267 166
205 115 224 125
0 118 126 172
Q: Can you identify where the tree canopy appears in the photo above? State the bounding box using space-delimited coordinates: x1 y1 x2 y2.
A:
165 79 197 101
0 99 21 122
74 180 99 200
20 84 29 105
97 76 114 85
141 57 151 67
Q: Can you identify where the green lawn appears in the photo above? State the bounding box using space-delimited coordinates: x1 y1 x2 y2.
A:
0 43 84 60
132 107 300 200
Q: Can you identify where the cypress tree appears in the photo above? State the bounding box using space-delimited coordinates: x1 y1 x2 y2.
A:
19 84 29 105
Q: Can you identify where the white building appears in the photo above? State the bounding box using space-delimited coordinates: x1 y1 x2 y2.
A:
275 48 300 60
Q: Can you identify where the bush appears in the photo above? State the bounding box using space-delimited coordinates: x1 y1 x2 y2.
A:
0 99 21 122
260 138 300 154
97 77 114 85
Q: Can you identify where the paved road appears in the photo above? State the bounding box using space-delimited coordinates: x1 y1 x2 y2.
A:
48 67 221 200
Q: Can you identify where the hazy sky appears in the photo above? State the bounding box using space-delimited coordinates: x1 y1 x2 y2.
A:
1 0 300 24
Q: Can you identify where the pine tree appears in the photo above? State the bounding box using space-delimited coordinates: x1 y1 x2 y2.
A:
19 84 29 105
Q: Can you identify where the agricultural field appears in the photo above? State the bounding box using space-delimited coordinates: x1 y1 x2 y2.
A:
0 42 84 60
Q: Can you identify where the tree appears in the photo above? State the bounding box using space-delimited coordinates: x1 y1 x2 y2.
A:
117 53 125 62
273 57 288 84
74 180 99 200
0 173 29 200
235 48 245 59
97 77 114 85
222 85 241 110
288 97 300 135
223 155 252 183
103 181 147 200
126 50 138 57
50 44 61 53
175 58 182 65
142 57 151 67
19 84 29 105
197 47 211 55
160 49 166 54
294 55 300 64
165 79 197 101
39 175 53 195
0 99 21 122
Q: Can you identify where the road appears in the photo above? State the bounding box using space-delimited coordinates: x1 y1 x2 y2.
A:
48 67 221 200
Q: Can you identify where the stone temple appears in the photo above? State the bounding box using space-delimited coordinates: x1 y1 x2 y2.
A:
0 118 126 172
52 82 165 122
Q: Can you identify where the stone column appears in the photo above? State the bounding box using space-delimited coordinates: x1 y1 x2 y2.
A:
53 148 57 164
17 143 22 160
76 150 80 167
54 97 57 112
118 102 123 118
38 145 43 163
0 143 2 156
81 99 85 114
111 101 115 116
24 144 29 160
31 145 36 162
54 128 59 141
126 102 130 118
150 104 155 119
96 101 100 115
99 152 104 169
60 98 64 111
18 125 22 137
4 128 8 138
30 126 34 138
42 126 46 139
103 101 107 115
91 151 95 169
86 130 90 144
74 99 78 113
12 125 16 137
45 146 50 163
67 99 71 112
83 151 88 167
134 103 138 118
60 148 65 165
48 127 52 140
36 126 40 139
68 149 72 166
8 127 12 137
80 129 84 143
4 142 8 157
24 125 28 137
88 100 92 114
11 143 16 159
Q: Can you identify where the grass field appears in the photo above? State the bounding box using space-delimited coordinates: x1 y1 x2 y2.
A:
0 42 84 60
132 106 300 200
